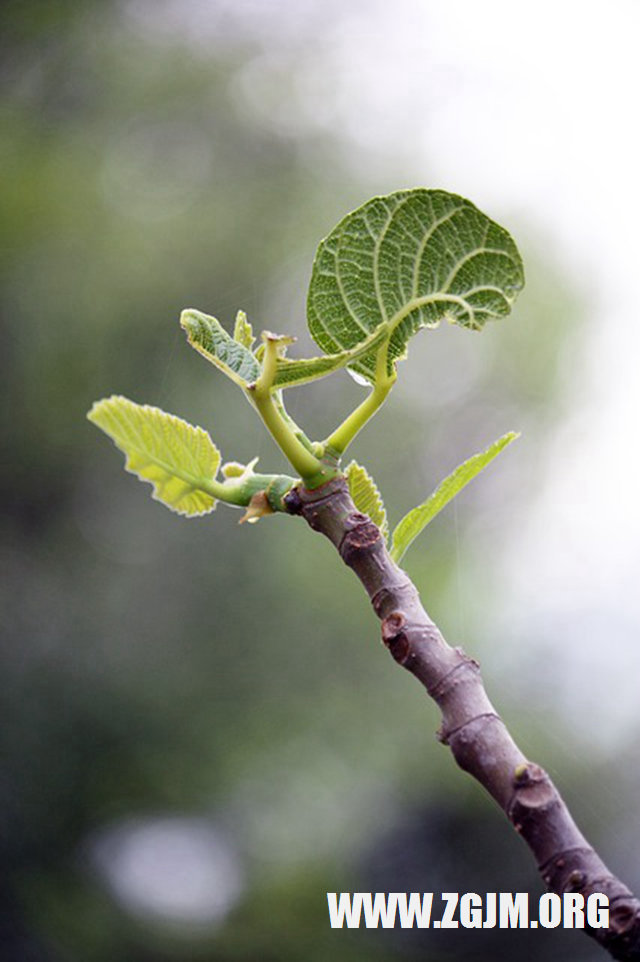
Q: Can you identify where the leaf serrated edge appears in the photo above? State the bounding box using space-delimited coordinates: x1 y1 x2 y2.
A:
87 395 222 517
345 459 389 542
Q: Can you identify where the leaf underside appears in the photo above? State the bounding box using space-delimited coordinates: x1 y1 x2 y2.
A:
88 395 221 516
390 431 519 564
345 460 388 542
307 189 524 383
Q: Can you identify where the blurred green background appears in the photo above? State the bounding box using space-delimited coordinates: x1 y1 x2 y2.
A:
2 2 635 960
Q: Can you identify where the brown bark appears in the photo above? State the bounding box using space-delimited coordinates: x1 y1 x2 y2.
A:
284 476 640 960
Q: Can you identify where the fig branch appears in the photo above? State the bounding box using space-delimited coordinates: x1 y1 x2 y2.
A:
87 188 640 958
284 477 640 960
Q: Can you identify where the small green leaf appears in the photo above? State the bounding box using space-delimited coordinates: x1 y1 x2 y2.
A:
181 309 260 387
390 432 519 564
233 310 255 351
345 460 388 542
87 395 221 516
308 189 524 383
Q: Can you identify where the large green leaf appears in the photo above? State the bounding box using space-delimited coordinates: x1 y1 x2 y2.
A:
181 309 260 387
308 189 524 383
390 432 519 564
345 460 388 542
87 395 221 516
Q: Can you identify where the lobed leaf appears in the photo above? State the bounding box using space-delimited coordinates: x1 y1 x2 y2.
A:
87 395 221 516
307 189 524 383
345 460 388 542
181 309 260 387
390 432 519 564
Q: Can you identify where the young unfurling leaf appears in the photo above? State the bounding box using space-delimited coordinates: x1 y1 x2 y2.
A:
87 395 221 516
345 460 388 542
390 432 519 564
233 310 256 351
181 309 260 387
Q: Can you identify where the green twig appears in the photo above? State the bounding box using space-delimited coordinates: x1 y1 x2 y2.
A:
249 335 324 481
324 340 396 457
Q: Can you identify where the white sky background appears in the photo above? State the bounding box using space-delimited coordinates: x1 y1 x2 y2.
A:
132 0 640 743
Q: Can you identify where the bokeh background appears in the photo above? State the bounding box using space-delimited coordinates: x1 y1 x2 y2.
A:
2 1 640 959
